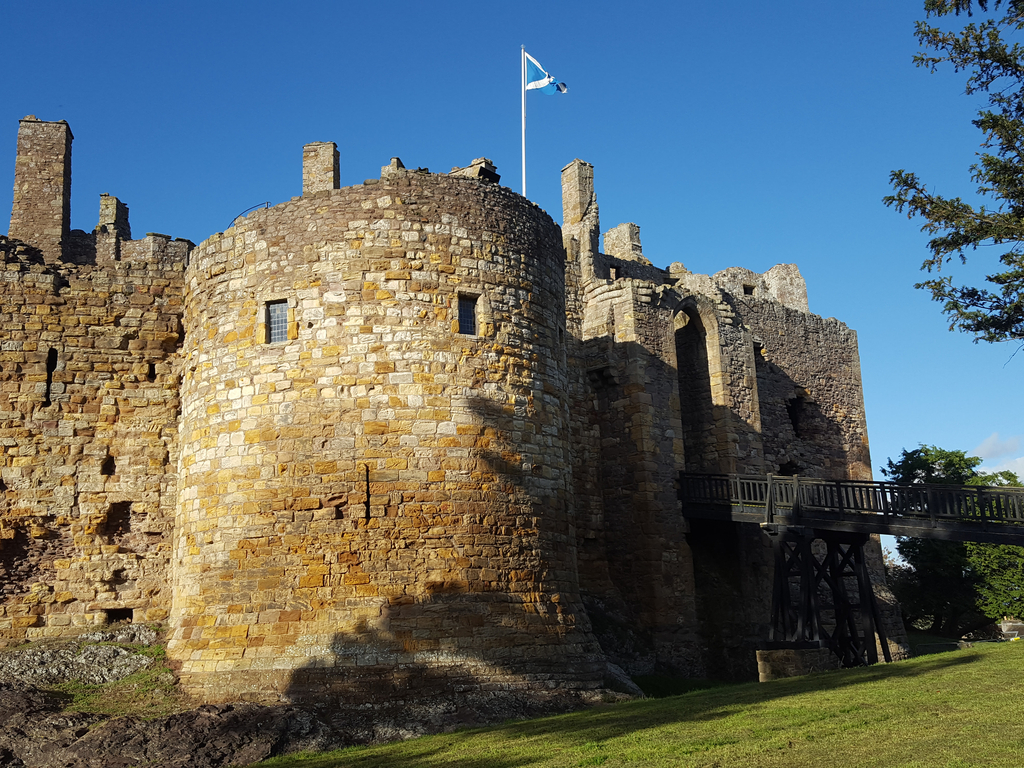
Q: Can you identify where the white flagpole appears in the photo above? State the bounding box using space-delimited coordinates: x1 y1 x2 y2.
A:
521 45 527 198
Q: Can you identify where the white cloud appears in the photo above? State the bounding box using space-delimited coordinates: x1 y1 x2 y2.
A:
972 432 1021 462
972 433 1024 482
983 455 1024 479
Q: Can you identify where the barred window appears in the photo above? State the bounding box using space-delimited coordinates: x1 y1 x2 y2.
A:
267 300 289 343
458 295 477 335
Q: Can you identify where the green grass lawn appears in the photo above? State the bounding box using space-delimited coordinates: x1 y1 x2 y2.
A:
256 642 1024 768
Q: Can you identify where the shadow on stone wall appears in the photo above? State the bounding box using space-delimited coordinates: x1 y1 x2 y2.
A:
268 385 605 710
751 328 869 481
686 518 772 681
576 339 707 678
278 594 605 727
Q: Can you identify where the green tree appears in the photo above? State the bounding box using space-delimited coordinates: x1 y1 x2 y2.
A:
882 445 980 485
965 542 1024 617
884 0 1024 343
882 445 1023 634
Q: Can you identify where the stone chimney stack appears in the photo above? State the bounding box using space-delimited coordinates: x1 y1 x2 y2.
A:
560 159 600 266
560 159 594 228
8 116 73 262
603 223 643 261
302 142 340 195
98 193 131 240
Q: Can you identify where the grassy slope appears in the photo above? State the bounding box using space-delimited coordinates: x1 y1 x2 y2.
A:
258 642 1024 768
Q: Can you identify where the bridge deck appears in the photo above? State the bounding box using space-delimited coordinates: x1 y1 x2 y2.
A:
679 473 1024 545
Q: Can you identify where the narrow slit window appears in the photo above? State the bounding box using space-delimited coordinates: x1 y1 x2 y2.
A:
43 348 57 406
267 300 289 343
458 296 477 336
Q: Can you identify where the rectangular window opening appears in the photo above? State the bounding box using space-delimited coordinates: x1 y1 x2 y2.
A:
458 295 477 336
105 607 133 624
267 300 289 343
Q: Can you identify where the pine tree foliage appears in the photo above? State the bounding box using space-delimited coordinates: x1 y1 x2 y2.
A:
885 0 1024 343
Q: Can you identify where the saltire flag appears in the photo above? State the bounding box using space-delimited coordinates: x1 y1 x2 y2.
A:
524 52 567 95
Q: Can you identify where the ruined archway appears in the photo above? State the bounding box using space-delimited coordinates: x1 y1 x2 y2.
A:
674 302 729 474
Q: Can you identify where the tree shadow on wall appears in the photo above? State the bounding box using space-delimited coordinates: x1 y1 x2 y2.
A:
278 593 600 744
272 381 605 739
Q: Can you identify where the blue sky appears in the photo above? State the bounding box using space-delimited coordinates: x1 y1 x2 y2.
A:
1 0 1020 481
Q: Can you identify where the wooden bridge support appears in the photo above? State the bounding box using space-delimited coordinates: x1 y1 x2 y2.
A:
765 526 892 668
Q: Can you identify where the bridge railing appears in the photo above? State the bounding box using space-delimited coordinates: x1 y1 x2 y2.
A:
680 473 1024 528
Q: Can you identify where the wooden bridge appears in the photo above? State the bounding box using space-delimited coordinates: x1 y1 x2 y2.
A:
679 473 1024 546
678 473 1024 670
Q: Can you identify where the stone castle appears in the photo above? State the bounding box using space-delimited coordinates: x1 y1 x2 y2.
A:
0 116 902 704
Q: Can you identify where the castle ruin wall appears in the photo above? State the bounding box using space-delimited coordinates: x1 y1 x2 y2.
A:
0 233 188 644
1 117 907 696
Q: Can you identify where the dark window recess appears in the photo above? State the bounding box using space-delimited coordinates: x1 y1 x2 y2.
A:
786 396 809 439
0 529 29 582
101 456 116 476
778 461 801 476
743 284 755 296
43 348 57 406
146 363 156 382
267 300 289 343
102 501 132 539
458 296 477 335
105 608 133 624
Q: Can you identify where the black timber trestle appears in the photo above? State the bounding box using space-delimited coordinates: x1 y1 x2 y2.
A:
680 472 1024 668
768 529 891 667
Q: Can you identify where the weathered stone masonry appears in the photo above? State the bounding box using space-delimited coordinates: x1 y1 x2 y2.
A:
0 117 905 704
171 159 602 702
0 118 190 640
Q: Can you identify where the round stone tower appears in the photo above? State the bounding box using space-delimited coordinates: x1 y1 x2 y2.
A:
167 153 603 703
